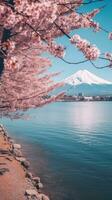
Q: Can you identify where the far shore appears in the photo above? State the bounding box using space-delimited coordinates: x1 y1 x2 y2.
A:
0 124 49 200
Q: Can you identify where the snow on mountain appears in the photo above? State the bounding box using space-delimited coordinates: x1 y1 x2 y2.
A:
53 70 112 96
65 70 112 85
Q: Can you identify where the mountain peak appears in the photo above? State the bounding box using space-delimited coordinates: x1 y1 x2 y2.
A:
65 70 112 85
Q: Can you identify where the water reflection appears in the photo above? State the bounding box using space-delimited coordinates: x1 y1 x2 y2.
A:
65 102 108 144
68 102 103 130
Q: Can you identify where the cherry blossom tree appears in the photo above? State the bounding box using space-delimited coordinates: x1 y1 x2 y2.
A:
0 0 111 118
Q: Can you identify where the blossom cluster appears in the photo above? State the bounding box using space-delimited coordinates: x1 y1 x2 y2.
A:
14 0 58 28
47 42 65 58
1 52 64 117
70 34 100 60
4 56 19 70
0 4 22 29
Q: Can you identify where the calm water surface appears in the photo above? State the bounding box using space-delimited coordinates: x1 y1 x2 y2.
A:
1 102 112 200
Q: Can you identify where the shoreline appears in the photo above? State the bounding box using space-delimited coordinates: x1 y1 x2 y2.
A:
0 124 49 200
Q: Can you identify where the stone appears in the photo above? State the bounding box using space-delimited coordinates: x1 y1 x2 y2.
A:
4 130 9 138
0 125 4 131
21 160 30 169
16 157 26 162
13 144 21 149
27 196 38 200
0 168 9 175
26 172 33 179
9 139 14 144
33 177 40 183
13 149 22 157
7 136 11 141
25 189 38 197
36 182 43 189
0 149 9 155
38 194 50 200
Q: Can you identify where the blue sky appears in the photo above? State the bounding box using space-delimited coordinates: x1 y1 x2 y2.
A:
48 0 112 82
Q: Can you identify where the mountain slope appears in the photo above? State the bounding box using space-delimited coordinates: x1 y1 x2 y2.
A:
57 70 112 96
65 70 111 85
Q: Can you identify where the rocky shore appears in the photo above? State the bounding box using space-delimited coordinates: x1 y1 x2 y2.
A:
0 124 49 200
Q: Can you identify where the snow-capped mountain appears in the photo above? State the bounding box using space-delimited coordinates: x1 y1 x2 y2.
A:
57 70 112 96
65 70 111 85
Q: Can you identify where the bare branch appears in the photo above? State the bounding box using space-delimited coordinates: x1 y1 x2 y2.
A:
90 60 112 69
60 57 88 64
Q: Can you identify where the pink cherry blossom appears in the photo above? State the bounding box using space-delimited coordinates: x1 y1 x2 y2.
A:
0 0 110 118
70 34 100 60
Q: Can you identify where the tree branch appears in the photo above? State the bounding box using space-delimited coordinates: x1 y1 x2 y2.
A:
90 60 112 69
58 0 104 6
60 57 88 64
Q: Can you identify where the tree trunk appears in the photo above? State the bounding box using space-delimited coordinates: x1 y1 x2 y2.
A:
0 57 4 76
6 0 14 5
0 29 11 76
0 0 14 76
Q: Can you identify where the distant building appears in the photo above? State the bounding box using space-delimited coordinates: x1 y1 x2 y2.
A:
57 94 112 102
78 92 83 97
84 96 93 101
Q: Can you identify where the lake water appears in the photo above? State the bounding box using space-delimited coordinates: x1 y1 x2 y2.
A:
1 102 112 200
